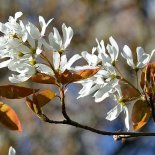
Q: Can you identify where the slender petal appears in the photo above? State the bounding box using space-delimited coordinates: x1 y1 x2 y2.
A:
0 59 11 68
122 45 135 68
106 104 123 121
53 52 60 70
62 54 81 72
62 23 73 49
8 146 16 155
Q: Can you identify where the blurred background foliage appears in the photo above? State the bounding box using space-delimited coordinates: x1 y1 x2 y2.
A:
0 0 155 155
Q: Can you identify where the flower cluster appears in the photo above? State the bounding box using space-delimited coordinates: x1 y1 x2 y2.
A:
0 12 78 83
0 12 154 131
77 37 154 130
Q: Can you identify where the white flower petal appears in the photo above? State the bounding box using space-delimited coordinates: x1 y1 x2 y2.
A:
82 51 98 66
53 27 62 46
9 73 30 83
0 59 11 68
62 23 73 49
122 45 135 68
36 63 53 75
106 104 123 121
109 36 119 52
136 47 155 68
26 22 40 39
53 52 60 70
14 12 23 21
124 106 130 131
60 54 67 70
106 44 115 62
39 16 53 36
8 146 16 155
74 65 98 71
136 47 145 62
78 81 94 98
96 39 106 54
94 84 111 102
48 32 60 51
62 54 81 72
0 23 9 34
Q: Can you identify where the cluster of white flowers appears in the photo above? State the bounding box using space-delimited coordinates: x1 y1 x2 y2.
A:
0 12 154 131
0 12 79 83
77 36 154 130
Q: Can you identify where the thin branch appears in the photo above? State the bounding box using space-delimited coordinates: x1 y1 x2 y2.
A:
43 79 155 138
150 95 155 122
135 70 139 89
45 85 155 137
59 85 71 121
44 116 155 137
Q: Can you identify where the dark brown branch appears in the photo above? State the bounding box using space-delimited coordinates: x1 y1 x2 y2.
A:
43 84 155 138
59 86 71 121
150 95 155 122
44 116 155 137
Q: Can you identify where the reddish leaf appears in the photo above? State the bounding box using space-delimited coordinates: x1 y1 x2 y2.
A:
140 62 155 95
56 70 72 84
0 102 22 131
72 68 100 81
26 95 43 116
56 68 100 84
36 90 55 107
119 81 140 101
132 100 151 131
140 69 145 90
0 85 39 99
31 73 56 84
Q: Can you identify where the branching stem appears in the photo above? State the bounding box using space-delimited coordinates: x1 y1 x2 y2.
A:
42 85 155 139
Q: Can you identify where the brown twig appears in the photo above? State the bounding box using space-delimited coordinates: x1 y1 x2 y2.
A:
59 85 71 121
41 85 155 138
44 116 155 137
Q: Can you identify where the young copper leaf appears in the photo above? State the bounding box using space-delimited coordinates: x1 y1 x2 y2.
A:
140 62 155 95
0 85 39 99
26 95 42 117
31 73 56 84
119 81 140 101
140 68 145 90
72 68 100 82
56 70 72 84
36 90 55 107
132 100 151 131
58 68 100 84
0 102 22 131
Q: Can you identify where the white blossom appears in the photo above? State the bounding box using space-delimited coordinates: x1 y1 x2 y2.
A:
36 53 81 75
106 36 119 65
106 99 136 131
96 36 119 65
8 58 36 83
78 62 120 102
26 16 53 54
8 146 16 155
45 23 73 51
122 45 155 69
